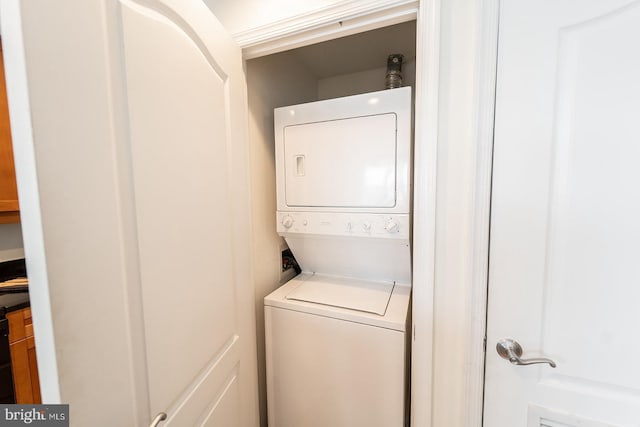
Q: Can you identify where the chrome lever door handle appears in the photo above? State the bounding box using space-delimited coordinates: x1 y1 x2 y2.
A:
496 338 556 368
149 413 167 427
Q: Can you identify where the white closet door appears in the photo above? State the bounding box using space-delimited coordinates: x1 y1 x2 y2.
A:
485 1 640 426
116 1 258 425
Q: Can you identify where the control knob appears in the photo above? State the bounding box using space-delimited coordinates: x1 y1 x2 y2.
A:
362 221 372 233
384 219 400 233
281 215 294 229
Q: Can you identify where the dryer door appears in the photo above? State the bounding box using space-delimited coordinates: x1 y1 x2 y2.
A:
283 113 397 208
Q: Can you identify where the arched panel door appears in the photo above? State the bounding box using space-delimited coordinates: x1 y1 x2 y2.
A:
116 1 258 425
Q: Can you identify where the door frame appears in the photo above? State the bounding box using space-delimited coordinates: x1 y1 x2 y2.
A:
214 0 503 425
427 0 500 425
228 1 437 426
457 0 500 424
422 0 500 425
0 0 62 403
233 0 421 59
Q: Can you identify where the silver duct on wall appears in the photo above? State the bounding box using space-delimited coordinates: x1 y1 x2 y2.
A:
385 54 404 89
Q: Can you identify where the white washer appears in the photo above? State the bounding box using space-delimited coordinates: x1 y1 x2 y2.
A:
266 87 412 427
265 274 410 427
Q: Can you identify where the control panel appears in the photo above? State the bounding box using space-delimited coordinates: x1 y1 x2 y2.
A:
277 212 410 239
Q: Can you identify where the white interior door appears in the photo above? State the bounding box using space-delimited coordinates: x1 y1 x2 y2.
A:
117 1 258 425
484 1 640 426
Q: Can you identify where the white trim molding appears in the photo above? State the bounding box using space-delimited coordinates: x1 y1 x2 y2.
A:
461 0 500 425
428 0 500 425
0 0 62 403
410 0 440 426
234 0 419 59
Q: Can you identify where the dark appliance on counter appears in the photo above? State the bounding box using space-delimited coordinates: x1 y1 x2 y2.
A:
0 316 15 403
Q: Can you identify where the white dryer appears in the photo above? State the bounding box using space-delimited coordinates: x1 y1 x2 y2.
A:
265 87 412 427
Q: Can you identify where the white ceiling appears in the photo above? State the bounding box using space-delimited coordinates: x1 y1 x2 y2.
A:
288 20 417 79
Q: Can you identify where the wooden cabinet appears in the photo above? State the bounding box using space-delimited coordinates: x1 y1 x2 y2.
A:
0 41 19 224
7 307 41 403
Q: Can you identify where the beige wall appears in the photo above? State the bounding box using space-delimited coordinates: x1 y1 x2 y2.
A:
318 60 416 100
246 53 317 427
0 223 24 261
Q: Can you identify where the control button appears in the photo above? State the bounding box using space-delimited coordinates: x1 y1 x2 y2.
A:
303 219 308 226
362 221 372 232
281 215 294 229
384 219 400 233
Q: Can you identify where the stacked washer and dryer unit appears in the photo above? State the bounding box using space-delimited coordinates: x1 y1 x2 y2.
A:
265 87 412 427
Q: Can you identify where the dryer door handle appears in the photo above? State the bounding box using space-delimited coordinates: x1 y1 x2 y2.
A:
295 155 305 176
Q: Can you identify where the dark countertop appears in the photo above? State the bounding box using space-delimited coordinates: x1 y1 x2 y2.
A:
0 292 30 317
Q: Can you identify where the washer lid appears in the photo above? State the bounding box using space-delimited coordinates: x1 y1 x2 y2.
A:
285 274 394 316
